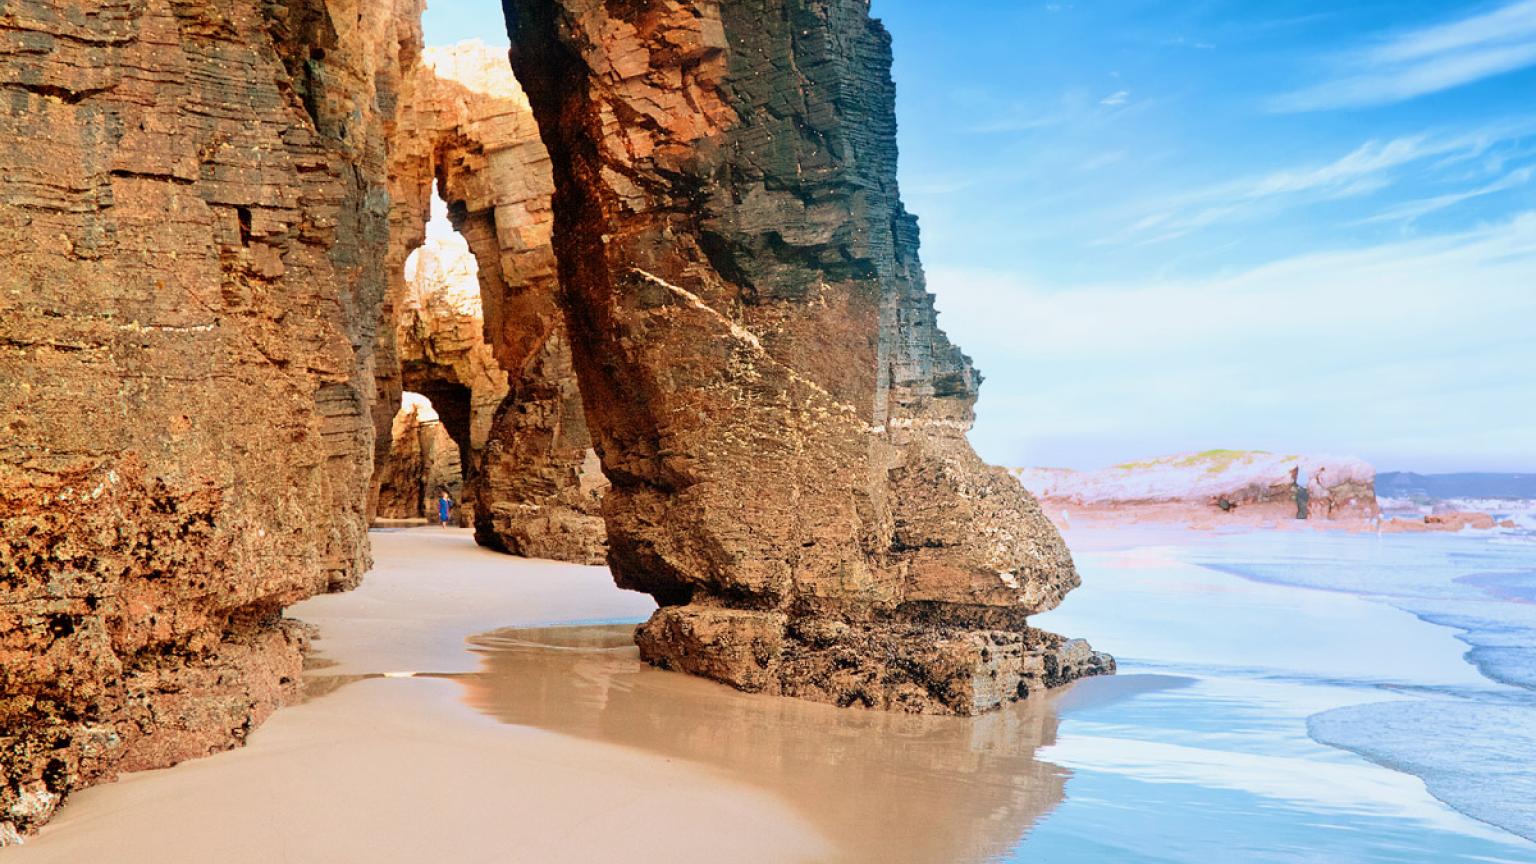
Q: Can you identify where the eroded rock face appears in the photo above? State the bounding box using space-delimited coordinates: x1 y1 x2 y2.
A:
0 0 421 838
385 40 606 563
504 0 1109 714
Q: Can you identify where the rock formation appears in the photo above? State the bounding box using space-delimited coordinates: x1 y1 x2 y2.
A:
503 0 1111 714
384 40 606 563
1016 450 1380 523
386 232 507 526
0 0 424 839
374 394 464 522
0 0 1110 840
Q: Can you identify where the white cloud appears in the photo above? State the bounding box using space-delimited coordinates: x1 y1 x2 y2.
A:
1100 124 1536 243
1099 89 1130 107
1274 0 1536 112
1356 164 1535 224
929 214 1536 471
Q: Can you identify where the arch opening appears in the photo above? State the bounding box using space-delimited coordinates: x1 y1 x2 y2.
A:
369 38 608 563
375 392 465 524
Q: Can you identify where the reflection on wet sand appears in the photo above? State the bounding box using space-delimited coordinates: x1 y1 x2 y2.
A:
446 624 1070 864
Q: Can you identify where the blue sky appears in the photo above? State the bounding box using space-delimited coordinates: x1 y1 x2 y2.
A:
422 1 1536 473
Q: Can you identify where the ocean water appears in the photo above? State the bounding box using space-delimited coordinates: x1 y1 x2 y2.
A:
1024 523 1536 862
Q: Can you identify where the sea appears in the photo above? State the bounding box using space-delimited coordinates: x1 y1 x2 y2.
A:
1020 513 1536 862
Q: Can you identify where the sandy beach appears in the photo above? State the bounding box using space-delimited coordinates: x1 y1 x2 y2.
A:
6 530 831 864
9 525 1535 863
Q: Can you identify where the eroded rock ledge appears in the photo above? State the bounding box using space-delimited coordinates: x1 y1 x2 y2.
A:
503 0 1112 714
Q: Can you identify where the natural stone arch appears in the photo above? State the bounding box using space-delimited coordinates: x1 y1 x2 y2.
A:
381 40 606 563
0 0 1110 841
374 392 464 522
502 0 1111 713
391 223 507 525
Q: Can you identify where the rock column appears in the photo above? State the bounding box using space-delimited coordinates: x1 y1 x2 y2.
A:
503 0 1110 714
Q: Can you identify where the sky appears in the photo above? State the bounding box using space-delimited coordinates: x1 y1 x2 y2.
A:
421 1 1536 473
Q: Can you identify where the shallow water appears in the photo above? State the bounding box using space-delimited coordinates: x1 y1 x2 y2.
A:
444 624 1101 863
1025 525 1536 862
454 525 1536 862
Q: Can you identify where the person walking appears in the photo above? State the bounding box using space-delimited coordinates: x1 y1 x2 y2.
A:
437 490 452 527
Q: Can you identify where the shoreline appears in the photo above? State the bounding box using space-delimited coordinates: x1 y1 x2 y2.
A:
6 529 834 864
1034 500 1522 536
9 525 1532 862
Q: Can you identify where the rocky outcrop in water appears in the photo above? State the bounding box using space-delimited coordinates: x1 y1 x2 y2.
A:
1016 450 1380 523
503 0 1110 714
0 0 424 838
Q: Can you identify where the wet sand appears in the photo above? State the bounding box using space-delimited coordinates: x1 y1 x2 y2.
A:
12 525 1530 863
6 529 832 863
440 625 1155 863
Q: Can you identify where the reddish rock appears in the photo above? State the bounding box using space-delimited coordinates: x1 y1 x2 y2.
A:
0 0 1112 841
384 40 606 563
374 394 464 522
504 0 1109 713
0 0 423 839
1382 512 1500 533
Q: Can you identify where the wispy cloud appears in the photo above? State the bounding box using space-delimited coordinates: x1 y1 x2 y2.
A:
1356 165 1535 225
1100 124 1536 244
1163 35 1216 50
929 214 1536 471
1099 89 1130 107
1274 0 1536 112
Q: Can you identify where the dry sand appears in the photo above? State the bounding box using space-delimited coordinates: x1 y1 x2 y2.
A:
7 529 834 864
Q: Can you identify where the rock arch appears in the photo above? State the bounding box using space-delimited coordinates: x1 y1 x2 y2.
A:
501 0 1110 713
0 0 1107 840
382 40 606 563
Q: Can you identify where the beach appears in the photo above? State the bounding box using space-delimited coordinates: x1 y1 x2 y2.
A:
9 524 1536 863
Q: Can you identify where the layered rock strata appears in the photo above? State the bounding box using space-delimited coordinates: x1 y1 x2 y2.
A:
385 41 605 563
1017 451 1380 523
0 0 422 839
388 234 507 526
503 0 1110 713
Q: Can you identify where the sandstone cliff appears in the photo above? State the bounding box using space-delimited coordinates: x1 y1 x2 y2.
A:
1 0 1110 840
0 0 423 838
504 0 1110 714
1016 450 1380 522
384 39 606 563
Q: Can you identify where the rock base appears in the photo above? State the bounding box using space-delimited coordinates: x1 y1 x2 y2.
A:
1 617 309 844
475 503 607 565
635 607 1114 716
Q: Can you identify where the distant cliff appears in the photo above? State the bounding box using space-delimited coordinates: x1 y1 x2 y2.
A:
1014 450 1379 522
